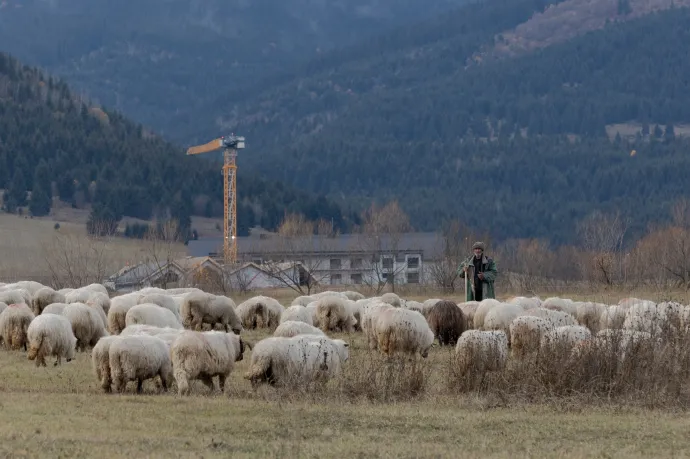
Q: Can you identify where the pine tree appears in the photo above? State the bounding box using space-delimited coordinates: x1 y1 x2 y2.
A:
29 160 52 216
4 168 27 213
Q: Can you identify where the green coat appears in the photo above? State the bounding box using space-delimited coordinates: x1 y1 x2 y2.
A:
457 255 498 302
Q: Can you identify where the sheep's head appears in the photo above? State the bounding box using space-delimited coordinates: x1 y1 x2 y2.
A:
27 346 38 360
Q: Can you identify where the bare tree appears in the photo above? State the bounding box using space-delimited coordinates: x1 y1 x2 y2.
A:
41 220 118 289
137 219 184 289
356 201 412 294
257 213 335 294
577 210 630 287
428 220 473 292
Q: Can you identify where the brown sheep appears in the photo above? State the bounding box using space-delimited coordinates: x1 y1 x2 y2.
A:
426 300 465 346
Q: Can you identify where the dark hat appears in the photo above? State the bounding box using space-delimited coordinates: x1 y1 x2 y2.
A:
472 241 485 251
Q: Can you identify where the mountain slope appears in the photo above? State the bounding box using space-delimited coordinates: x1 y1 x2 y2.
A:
0 52 356 236
0 0 468 139
205 3 690 243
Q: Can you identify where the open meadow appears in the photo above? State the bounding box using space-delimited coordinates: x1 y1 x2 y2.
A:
3 211 690 457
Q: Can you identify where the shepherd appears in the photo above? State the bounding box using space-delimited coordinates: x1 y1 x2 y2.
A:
457 241 498 302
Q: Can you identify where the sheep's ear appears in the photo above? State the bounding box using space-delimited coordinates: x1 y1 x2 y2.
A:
343 342 350 348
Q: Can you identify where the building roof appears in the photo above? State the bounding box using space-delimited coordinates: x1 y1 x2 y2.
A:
187 232 445 260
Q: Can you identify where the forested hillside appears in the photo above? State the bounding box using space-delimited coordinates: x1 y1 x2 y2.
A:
203 4 690 243
0 0 468 139
0 53 356 238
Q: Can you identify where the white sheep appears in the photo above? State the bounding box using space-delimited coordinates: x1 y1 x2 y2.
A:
472 298 503 330
341 291 365 301
458 301 480 329
109 334 173 393
180 291 241 333
507 296 541 310
0 302 7 316
360 301 395 350
599 305 626 330
138 293 180 319
41 303 68 315
374 307 434 358
509 316 553 359
541 297 578 316
120 324 185 346
279 305 314 326
107 292 144 334
236 296 284 330
244 334 348 387
273 320 325 338
574 302 607 333
0 288 32 307
482 303 525 343
380 292 402 308
522 308 578 328
0 303 35 350
26 313 77 367
622 302 667 335
455 330 509 376
540 325 592 353
291 295 315 307
62 302 109 351
31 287 66 316
314 295 357 333
91 335 121 392
170 330 248 395
125 303 183 330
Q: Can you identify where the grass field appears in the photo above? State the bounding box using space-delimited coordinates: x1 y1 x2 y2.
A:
1 322 690 458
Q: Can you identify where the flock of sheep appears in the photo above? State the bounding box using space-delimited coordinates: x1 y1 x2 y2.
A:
0 279 684 395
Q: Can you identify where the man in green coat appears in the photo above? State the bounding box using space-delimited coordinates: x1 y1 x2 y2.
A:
457 241 498 302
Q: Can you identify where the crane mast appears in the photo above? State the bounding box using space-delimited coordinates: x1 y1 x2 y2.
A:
186 134 245 265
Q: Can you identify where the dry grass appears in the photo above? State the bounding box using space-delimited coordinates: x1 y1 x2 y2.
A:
0 212 186 283
1 325 690 457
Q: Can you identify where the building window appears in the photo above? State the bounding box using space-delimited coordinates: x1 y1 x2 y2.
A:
407 272 420 284
351 258 362 269
330 258 341 269
351 273 362 284
407 256 419 269
330 273 342 285
382 257 393 270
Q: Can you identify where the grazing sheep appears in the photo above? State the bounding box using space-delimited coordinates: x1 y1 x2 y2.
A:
426 300 466 346
109 335 173 393
85 292 112 319
138 293 180 319
107 293 144 334
244 335 348 387
6 281 45 295
482 303 524 343
522 308 578 328
120 324 184 346
509 316 553 359
273 320 326 338
62 303 109 351
31 287 66 316
91 336 120 392
575 302 607 333
41 303 68 316
26 313 77 367
180 292 241 333
360 301 395 350
236 296 274 330
291 295 315 307
508 296 541 310
541 297 578 316
341 291 365 301
171 330 248 395
279 305 314 326
599 306 626 330
374 308 434 358
540 325 592 352
380 292 402 308
455 330 509 376
403 300 425 315
314 296 357 333
125 303 183 330
458 301 480 329
0 303 35 350
473 299 503 330
0 289 32 307
622 302 667 335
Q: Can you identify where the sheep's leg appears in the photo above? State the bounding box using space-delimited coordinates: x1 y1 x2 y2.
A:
200 374 215 392
137 379 144 393
159 373 169 392
54 355 62 366
218 374 227 393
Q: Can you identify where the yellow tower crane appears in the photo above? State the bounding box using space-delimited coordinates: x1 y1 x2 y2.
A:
186 134 246 265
